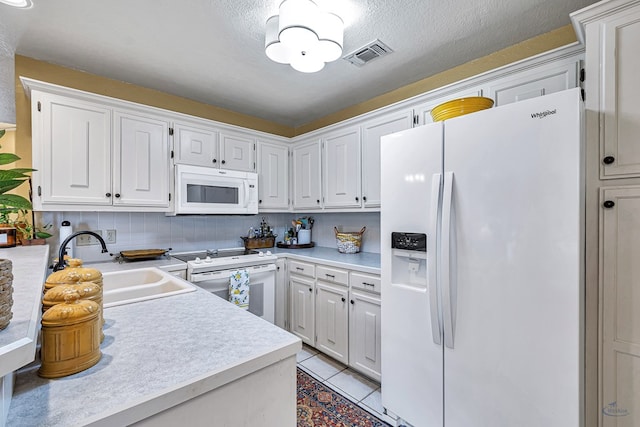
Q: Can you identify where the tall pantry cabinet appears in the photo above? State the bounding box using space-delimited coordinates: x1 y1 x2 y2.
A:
572 1 640 426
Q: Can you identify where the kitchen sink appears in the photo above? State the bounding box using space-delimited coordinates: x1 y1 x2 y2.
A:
102 267 196 307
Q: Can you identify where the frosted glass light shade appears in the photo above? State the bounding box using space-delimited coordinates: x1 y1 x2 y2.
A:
264 0 343 73
0 54 16 129
0 0 32 7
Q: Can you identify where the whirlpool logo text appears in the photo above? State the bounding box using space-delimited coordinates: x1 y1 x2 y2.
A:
531 109 557 119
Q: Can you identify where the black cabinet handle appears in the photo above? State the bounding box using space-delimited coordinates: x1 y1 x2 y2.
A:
350 300 354 305
316 199 320 204
221 160 226 164
106 192 111 198
355 197 359 202
341 297 346 302
213 159 217 163
325 274 335 279
308 287 312 292
603 200 615 209
603 156 615 165
259 199 262 204
363 196 367 202
115 193 121 198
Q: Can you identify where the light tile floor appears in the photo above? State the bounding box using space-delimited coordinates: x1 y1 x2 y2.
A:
297 344 396 426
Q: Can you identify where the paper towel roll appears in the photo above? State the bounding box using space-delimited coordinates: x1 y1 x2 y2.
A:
59 221 73 259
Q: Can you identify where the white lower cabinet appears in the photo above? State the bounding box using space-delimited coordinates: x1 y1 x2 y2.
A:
315 281 349 365
289 273 315 346
287 259 381 381
348 289 381 382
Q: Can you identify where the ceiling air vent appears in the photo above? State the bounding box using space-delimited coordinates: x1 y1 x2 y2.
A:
343 39 393 67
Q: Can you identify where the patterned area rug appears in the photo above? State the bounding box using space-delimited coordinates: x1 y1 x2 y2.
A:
297 368 391 427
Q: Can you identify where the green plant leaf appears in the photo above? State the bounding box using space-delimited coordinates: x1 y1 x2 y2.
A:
0 194 32 210
0 153 21 166
0 130 5 139
35 231 52 239
0 170 30 180
0 180 25 194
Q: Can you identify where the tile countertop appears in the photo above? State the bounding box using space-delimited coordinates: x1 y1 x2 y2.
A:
0 246 50 379
8 286 301 426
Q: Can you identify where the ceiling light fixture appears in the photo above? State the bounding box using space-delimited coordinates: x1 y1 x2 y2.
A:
265 0 344 73
0 0 33 8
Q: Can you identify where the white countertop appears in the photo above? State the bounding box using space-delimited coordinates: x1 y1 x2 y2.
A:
0 246 49 379
8 287 301 426
271 246 381 274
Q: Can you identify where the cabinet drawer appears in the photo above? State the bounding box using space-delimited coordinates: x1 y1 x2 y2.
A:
316 265 349 286
350 272 381 294
288 260 315 278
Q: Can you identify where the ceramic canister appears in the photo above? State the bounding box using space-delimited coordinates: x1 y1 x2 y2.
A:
42 282 104 342
38 289 102 379
44 258 103 294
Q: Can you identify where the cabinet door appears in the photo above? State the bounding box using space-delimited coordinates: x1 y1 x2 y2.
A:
34 91 112 207
290 275 315 345
275 258 288 330
114 111 170 207
220 130 255 172
292 140 322 210
173 122 219 167
349 289 381 382
487 61 579 107
323 127 361 208
413 88 484 126
361 111 413 208
601 186 640 426
316 281 349 364
591 7 640 179
257 140 289 210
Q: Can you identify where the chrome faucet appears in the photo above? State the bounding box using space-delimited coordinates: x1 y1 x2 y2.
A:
53 231 109 271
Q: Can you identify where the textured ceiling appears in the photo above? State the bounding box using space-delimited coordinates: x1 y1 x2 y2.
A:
0 0 598 127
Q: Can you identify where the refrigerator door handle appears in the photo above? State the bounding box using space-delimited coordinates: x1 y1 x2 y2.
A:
442 171 455 349
428 173 443 345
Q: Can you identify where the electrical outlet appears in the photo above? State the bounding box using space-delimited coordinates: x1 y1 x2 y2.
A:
75 230 103 246
105 229 116 244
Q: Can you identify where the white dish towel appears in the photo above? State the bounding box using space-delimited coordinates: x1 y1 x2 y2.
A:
229 269 250 310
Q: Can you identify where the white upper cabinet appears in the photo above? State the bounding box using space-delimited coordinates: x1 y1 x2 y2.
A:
257 139 289 210
30 90 171 211
574 0 640 179
219 130 256 172
113 110 171 208
173 122 219 167
174 123 255 172
32 91 112 209
360 111 413 208
487 60 579 107
323 127 362 208
292 139 322 210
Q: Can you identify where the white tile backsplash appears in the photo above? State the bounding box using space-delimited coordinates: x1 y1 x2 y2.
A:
39 211 381 263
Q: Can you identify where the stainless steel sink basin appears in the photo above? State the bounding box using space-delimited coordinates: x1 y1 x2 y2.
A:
102 267 196 307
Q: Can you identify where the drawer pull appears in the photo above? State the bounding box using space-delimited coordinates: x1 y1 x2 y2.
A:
296 267 304 271
363 282 375 287
341 297 346 302
325 274 335 279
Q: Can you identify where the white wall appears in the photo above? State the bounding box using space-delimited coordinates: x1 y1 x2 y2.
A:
39 211 381 263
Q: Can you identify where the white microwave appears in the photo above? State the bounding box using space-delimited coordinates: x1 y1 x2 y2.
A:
174 164 258 215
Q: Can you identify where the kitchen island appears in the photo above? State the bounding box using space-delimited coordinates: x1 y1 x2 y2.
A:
6 260 301 426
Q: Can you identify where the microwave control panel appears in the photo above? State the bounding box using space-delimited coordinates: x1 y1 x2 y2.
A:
391 232 427 252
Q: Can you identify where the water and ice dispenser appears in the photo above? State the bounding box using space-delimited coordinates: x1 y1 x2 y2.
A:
390 232 427 286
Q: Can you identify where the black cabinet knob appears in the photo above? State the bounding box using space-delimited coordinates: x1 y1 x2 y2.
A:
341 297 346 302
259 199 262 204
363 196 367 202
308 287 312 292
317 199 320 204
603 200 615 209
603 156 615 165
355 197 359 202
350 299 355 305
115 193 121 198
213 159 217 163
106 192 111 198
221 160 226 164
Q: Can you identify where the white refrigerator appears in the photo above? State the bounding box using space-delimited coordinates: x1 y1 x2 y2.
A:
380 88 583 427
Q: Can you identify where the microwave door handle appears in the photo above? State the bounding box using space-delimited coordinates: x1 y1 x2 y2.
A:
242 180 250 208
